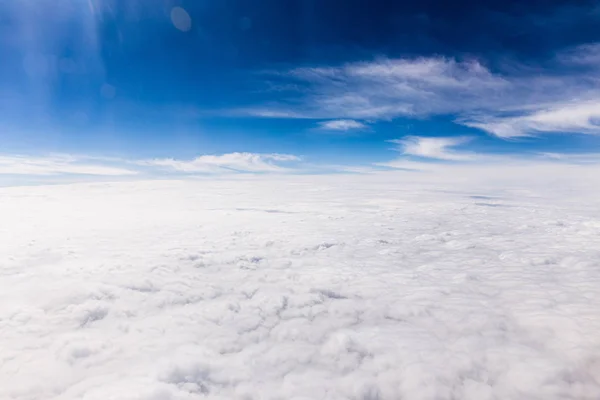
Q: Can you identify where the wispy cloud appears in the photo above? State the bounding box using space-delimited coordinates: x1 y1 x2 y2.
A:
136 152 300 174
558 42 600 68
238 44 600 139
391 136 475 161
377 135 600 171
0 155 137 176
318 119 367 131
5 148 600 183
242 57 507 120
0 152 304 178
538 151 600 164
461 101 600 138
228 108 308 119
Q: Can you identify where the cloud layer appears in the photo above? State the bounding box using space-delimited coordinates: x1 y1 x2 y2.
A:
2 173 600 399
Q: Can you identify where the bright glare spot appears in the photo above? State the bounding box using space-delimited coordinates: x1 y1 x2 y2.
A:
170 7 192 32
100 84 116 99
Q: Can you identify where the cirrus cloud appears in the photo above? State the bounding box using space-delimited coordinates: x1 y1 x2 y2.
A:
462 100 600 138
237 43 600 139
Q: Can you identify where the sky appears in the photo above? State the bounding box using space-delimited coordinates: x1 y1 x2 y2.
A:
1 0 600 177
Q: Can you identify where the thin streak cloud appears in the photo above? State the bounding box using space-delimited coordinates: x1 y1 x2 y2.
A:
238 44 600 139
136 152 301 174
318 119 367 131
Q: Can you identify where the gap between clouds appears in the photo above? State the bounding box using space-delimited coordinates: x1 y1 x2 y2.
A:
237 43 600 138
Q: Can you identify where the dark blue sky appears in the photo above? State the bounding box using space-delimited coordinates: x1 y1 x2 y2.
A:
1 0 600 171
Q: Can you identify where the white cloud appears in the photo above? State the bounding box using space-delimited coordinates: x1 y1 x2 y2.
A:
238 44 600 138
462 100 600 138
558 43 600 67
378 136 600 170
137 152 300 173
389 136 475 161
0 155 137 176
252 57 508 120
538 152 600 164
230 108 308 119
318 119 367 131
2 172 600 399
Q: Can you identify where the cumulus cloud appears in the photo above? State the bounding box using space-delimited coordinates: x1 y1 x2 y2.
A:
238 43 600 139
318 119 367 131
137 152 300 173
0 155 137 176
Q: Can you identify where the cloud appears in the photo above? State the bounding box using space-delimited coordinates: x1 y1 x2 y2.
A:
538 152 600 164
558 43 600 67
0 155 138 176
462 101 600 138
377 135 600 171
137 152 300 174
241 57 507 120
237 44 600 138
4 171 600 399
229 108 308 119
390 136 475 161
376 136 477 171
318 119 367 131
0 152 305 179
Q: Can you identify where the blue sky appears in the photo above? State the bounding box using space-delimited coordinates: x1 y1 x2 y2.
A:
1 0 600 176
